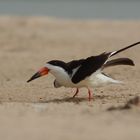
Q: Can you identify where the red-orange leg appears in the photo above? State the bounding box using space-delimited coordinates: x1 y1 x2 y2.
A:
72 88 79 98
88 88 92 101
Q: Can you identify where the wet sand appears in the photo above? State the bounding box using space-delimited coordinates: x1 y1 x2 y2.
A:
0 17 140 140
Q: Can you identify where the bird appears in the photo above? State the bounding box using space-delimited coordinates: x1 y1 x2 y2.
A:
27 42 140 101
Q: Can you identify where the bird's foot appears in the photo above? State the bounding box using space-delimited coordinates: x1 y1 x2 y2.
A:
72 88 93 101
72 88 79 98
88 88 93 101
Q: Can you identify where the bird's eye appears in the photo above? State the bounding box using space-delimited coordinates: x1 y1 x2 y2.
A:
53 62 57 65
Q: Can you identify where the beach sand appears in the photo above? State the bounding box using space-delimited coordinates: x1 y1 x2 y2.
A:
0 17 140 140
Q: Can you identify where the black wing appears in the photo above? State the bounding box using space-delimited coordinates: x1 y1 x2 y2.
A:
103 58 135 68
67 59 85 70
71 53 110 84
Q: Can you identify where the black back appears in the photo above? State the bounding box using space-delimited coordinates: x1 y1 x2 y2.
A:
71 53 110 84
67 59 85 70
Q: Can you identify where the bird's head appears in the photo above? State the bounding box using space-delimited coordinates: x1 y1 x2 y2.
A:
27 60 67 83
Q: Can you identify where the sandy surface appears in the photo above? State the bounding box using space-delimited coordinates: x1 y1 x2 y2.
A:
0 17 140 140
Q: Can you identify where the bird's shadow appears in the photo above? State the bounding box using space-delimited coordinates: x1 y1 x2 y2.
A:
40 95 108 104
41 97 87 104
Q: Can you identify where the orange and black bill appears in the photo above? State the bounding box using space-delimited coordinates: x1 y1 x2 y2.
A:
27 67 49 83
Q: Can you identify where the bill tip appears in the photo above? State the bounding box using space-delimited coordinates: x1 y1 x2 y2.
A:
27 79 31 83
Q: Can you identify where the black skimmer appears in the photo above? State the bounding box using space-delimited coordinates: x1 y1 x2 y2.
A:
27 42 140 101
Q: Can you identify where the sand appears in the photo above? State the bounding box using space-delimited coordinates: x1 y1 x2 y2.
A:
0 17 140 140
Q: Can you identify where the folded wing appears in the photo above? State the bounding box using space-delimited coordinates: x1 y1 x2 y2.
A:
71 53 110 84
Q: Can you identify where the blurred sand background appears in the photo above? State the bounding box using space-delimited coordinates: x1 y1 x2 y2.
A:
0 17 140 140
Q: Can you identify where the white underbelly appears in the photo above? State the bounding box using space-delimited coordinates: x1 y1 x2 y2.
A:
88 73 121 87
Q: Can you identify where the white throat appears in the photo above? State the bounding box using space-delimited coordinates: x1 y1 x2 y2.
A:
45 63 72 86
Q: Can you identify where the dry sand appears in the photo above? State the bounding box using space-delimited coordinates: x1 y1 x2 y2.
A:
0 17 140 140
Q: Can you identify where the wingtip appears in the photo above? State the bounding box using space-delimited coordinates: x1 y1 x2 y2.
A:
129 59 135 66
132 62 135 66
